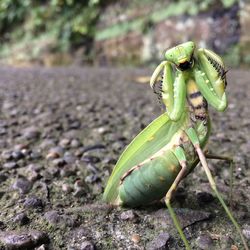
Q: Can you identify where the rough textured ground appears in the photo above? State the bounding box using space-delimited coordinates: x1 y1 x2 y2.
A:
0 66 249 250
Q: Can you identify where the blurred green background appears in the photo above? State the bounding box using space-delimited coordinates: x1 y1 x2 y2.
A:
0 0 249 67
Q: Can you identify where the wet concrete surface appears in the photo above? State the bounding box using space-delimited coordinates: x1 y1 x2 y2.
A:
0 66 249 249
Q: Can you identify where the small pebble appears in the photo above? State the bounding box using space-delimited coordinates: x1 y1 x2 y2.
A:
63 153 76 164
44 210 75 227
196 234 213 249
3 162 19 169
13 213 29 225
14 144 28 151
51 158 66 167
146 232 170 250
70 139 81 148
242 225 250 239
60 165 75 177
69 121 81 129
22 126 41 140
27 163 43 172
131 234 140 244
27 170 40 182
46 146 64 160
120 210 136 221
0 230 48 249
231 245 238 250
30 150 42 160
85 174 98 184
73 180 86 197
39 139 56 150
75 147 85 157
1 150 12 161
12 178 32 194
12 150 24 160
24 197 44 209
44 211 61 225
59 138 71 148
80 241 95 250
62 183 73 193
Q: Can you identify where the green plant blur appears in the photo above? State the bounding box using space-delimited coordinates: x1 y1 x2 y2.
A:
0 0 114 52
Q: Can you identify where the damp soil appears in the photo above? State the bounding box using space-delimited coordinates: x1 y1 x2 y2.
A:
0 66 249 250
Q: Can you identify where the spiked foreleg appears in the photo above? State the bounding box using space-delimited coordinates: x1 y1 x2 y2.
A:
194 48 228 111
150 61 186 121
150 61 174 111
168 71 186 121
194 68 227 111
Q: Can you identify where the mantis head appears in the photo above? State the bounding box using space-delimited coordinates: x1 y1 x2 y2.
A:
165 41 195 71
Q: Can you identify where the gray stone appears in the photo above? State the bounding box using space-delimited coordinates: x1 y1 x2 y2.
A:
12 150 24 160
59 138 71 148
24 197 44 209
3 162 19 169
146 232 170 250
13 213 29 225
243 225 250 240
44 210 75 227
51 158 66 167
80 241 95 250
22 126 41 140
196 234 214 250
120 210 136 221
46 146 64 159
1 150 12 161
12 178 32 194
0 230 48 249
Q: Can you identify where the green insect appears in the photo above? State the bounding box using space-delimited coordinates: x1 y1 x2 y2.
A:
103 41 249 250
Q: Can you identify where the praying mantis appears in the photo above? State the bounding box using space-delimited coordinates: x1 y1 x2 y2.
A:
103 41 249 249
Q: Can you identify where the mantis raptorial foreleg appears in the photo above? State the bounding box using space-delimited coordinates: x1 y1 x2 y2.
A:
150 62 186 121
194 48 228 111
186 128 249 250
197 48 227 97
194 69 227 111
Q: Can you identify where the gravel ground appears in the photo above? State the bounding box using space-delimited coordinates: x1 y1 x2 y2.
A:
0 66 249 250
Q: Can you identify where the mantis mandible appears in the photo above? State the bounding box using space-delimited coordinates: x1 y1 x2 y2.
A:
103 41 249 250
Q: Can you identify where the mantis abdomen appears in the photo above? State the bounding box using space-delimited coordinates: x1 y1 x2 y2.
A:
119 149 181 207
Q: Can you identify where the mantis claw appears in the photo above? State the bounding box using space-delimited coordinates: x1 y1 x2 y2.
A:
150 61 168 89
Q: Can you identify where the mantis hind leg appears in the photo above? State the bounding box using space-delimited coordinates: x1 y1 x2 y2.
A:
165 146 191 250
186 128 249 250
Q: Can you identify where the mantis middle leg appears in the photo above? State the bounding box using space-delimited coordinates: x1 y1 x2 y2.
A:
205 154 234 207
165 146 191 250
